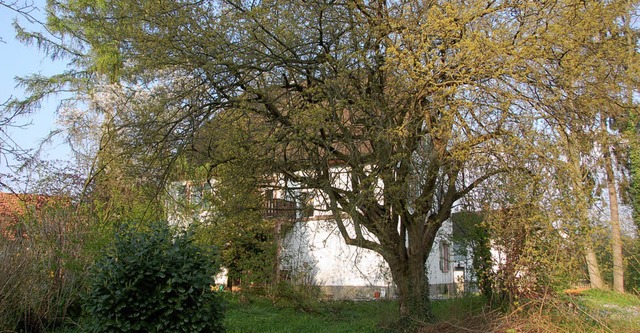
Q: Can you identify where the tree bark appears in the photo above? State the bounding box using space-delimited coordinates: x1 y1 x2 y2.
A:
382 221 436 325
563 130 606 290
387 250 434 324
585 246 605 289
604 146 624 293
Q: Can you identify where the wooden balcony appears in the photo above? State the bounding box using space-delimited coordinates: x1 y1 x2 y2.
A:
263 198 296 220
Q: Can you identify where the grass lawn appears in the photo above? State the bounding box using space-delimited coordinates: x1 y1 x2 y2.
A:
52 290 640 332
224 290 640 333
567 289 640 332
224 295 399 333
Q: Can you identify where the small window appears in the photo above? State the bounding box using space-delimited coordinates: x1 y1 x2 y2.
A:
439 242 450 273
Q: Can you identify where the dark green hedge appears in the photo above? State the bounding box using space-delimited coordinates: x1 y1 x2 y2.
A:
83 222 225 332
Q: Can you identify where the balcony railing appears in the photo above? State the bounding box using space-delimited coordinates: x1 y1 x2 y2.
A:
263 198 296 220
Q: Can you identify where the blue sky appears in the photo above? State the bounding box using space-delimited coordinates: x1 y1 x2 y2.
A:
0 1 72 172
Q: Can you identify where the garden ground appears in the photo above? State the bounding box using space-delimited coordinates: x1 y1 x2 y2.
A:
223 289 640 333
53 289 640 332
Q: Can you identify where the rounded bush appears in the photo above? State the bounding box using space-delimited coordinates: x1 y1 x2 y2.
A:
83 223 225 332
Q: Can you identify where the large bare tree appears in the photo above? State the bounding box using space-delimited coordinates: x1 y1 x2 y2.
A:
11 0 638 323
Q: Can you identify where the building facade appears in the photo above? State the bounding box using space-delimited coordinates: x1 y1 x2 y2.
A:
166 177 475 299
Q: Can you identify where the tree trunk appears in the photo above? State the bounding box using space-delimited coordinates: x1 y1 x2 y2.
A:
386 242 434 325
604 147 625 293
585 246 605 289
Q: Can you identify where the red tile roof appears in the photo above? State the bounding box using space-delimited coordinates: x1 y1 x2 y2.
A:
0 193 61 239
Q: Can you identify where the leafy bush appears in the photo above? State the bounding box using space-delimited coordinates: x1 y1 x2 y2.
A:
83 222 225 332
0 202 88 333
270 280 321 313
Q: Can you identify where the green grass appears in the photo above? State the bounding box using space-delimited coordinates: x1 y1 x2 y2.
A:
50 290 640 333
570 289 640 332
224 294 399 333
431 294 488 320
224 293 495 333
579 288 640 308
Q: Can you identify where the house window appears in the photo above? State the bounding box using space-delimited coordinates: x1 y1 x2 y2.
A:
439 242 450 273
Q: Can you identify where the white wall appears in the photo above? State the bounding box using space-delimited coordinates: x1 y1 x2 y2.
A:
280 217 456 290
280 218 392 288
165 175 459 294
426 219 454 285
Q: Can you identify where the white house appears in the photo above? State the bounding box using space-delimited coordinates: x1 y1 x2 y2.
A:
166 176 476 300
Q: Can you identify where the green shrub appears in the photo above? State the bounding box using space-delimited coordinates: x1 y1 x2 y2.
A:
270 280 322 313
0 203 88 333
83 222 225 332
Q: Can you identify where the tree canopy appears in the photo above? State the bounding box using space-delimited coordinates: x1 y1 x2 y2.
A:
8 0 640 323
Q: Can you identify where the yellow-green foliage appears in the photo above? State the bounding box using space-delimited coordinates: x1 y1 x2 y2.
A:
18 0 640 323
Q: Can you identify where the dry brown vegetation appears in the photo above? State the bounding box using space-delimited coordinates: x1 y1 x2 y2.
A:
421 293 640 333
